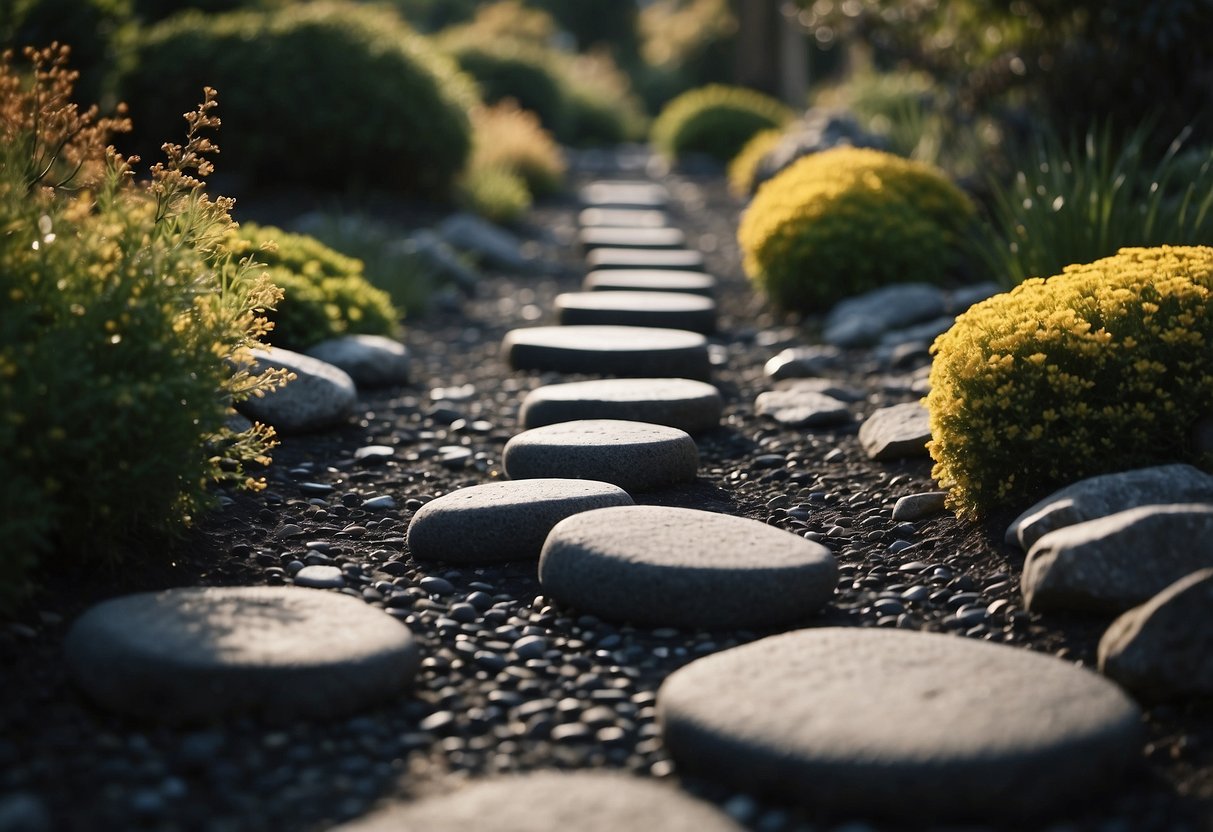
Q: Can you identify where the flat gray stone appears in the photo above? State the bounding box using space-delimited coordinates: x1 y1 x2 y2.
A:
579 226 686 252
333 771 744 832
556 291 717 334
586 248 706 272
64 587 419 722
503 326 711 381
580 181 669 209
773 377 864 402
1006 464 1213 550
892 491 949 521
1099 568 1213 701
858 402 931 460
293 564 345 588
755 389 851 428
823 284 948 347
304 334 409 388
584 269 716 297
504 420 698 492
764 345 843 379
1021 503 1213 613
521 378 722 434
578 207 669 228
237 347 356 434
539 505 836 628
658 628 1142 821
406 479 634 564
439 212 539 273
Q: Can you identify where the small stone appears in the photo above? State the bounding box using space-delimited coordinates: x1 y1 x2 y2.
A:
556 291 716 334
419 576 455 595
585 269 716 297
754 390 851 428
304 335 410 388
361 495 397 512
354 445 396 463
822 284 947 348
858 402 932 461
503 326 711 381
276 524 305 539
764 345 843 379
237 347 356 434
293 564 345 589
892 492 948 522
586 248 706 272
512 635 548 660
520 378 722 435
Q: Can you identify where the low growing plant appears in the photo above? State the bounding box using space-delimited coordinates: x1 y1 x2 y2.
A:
651 83 794 163
468 100 565 196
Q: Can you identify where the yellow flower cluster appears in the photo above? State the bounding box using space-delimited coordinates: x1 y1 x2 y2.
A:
927 246 1213 517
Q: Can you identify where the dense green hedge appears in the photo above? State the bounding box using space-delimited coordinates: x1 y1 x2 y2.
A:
651 84 794 163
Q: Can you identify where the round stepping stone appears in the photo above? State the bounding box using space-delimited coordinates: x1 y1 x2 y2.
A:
579 226 686 252
586 248 706 272
658 628 1143 822
407 478 634 564
64 587 419 722
503 326 711 381
585 268 716 297
578 207 669 228
332 771 745 832
504 420 698 492
580 181 669 209
539 505 837 628
520 378 722 434
555 291 717 334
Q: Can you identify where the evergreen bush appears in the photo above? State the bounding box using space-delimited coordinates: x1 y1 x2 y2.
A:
651 84 793 163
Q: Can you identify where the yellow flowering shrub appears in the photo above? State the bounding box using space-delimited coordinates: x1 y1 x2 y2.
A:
727 127 783 198
927 246 1213 517
738 146 974 312
651 84 794 163
468 100 566 196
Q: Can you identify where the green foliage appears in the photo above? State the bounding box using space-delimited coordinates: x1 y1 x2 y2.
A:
457 165 532 225
558 51 648 146
120 2 476 195
928 246 1213 517
651 84 794 163
635 0 737 111
0 49 284 610
444 41 569 137
469 100 565 196
738 146 974 312
233 223 400 351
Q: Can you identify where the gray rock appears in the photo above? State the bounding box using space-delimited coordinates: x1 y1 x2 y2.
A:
556 291 717 334
540 505 837 629
658 628 1142 821
823 284 947 347
1006 464 1213 550
237 347 356 434
858 402 932 460
579 181 670 209
439 212 540 273
947 281 1002 312
579 226 686 252
396 229 479 293
292 564 345 589
304 334 409 388
773 377 865 402
1021 503 1213 613
1099 568 1213 701
521 378 722 434
754 389 851 428
332 771 744 832
892 491 949 521
584 269 716 297
406 478 634 564
64 587 418 722
503 326 711 381
764 345 843 379
877 315 956 349
750 109 890 194
504 419 698 493
578 207 670 228
586 248 706 272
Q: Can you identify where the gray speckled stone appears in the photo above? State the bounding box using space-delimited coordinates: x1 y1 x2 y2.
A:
237 347 356 434
755 389 851 428
584 269 716 297
763 345 842 379
539 505 837 628
578 207 670 228
658 628 1142 822
503 326 711 381
64 587 418 722
504 420 698 492
556 291 717 334
304 334 409 388
773 377 864 402
823 284 947 347
858 402 932 460
521 378 722 434
293 564 345 588
579 226 686 252
580 181 669 209
586 248 706 272
333 772 745 832
892 491 949 521
406 478 634 564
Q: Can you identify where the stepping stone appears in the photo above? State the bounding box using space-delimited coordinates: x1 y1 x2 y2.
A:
580 181 669 209
332 771 745 832
539 505 837 628
406 479 634 564
858 402 932 460
578 207 669 228
505 420 698 492
237 347 356 434
555 291 717 334
658 628 1142 822
520 378 722 434
586 248 706 272
64 587 419 722
503 326 711 381
754 389 851 428
579 226 686 252
304 334 410 388
584 268 716 297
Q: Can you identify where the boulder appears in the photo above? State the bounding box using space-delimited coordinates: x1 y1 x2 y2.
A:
237 347 356 434
823 284 948 347
304 334 410 388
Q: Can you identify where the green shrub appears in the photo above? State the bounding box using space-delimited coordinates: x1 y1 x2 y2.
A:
0 49 284 610
928 246 1213 518
457 165 532 225
636 0 737 112
232 224 400 351
727 127 784 197
558 50 647 146
651 84 794 163
738 146 975 312
444 40 569 137
120 2 476 195
469 100 565 196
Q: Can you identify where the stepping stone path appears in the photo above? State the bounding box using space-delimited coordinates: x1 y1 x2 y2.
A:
406 479 633 564
504 420 698 492
503 325 711 380
64 587 419 722
555 290 717 334
586 247 706 272
584 268 716 296
237 346 356 434
658 628 1142 822
539 505 837 628
578 207 669 228
520 377 722 434
579 226 687 251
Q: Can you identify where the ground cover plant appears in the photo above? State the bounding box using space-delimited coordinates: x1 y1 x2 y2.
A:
651 83 794 163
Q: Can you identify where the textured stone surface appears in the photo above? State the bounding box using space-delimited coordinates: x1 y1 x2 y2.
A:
64 587 419 722
579 181 669 209
892 491 949 521
584 269 716 297
858 402 932 460
578 207 669 228
304 334 409 388
555 291 717 334
237 347 356 434
1021 503 1213 612
539 505 836 628
406 479 634 564
504 420 698 492
521 378 722 434
503 326 711 381
750 108 890 194
764 345 842 379
823 284 947 348
658 628 1142 821
755 389 851 428
334 771 745 832
1099 568 1213 701
579 226 686 252
773 377 864 402
586 248 706 272
1006 464 1213 550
